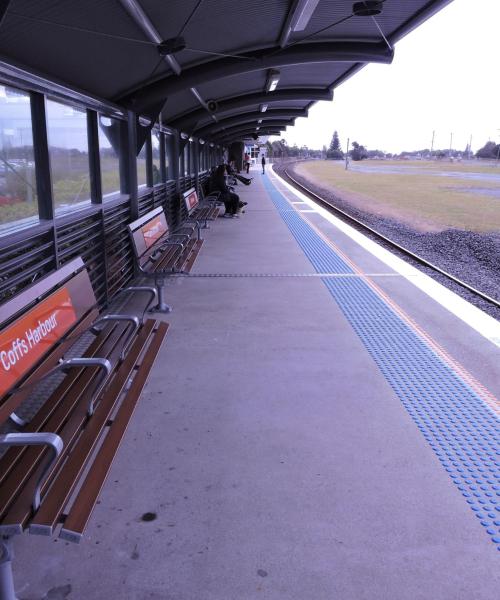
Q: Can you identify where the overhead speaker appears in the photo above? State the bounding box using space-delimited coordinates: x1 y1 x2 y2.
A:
352 1 383 16
207 100 218 113
252 133 259 140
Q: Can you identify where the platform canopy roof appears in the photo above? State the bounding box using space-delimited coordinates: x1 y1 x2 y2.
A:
0 0 453 144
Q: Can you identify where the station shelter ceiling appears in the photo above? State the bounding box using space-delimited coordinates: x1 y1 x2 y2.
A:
0 0 454 143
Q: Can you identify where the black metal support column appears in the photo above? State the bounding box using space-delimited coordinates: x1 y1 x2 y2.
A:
145 133 153 188
194 139 200 194
87 110 110 303
173 131 181 195
30 91 57 267
87 110 102 204
159 132 167 183
121 110 139 220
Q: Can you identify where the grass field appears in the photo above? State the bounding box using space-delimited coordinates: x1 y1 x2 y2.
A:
295 160 500 232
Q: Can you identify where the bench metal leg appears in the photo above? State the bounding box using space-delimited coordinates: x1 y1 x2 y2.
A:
149 279 172 313
0 538 17 600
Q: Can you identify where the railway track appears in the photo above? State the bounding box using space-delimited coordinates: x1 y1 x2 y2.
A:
281 168 500 311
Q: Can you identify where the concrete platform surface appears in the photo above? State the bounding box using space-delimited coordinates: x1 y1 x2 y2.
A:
11 166 500 600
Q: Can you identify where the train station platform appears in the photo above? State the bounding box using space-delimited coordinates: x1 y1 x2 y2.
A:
13 166 500 599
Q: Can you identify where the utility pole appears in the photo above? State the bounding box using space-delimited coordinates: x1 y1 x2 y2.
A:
496 129 500 166
345 138 350 170
449 132 453 159
468 134 472 160
430 130 435 159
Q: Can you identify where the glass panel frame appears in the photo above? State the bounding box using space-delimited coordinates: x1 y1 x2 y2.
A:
0 84 38 233
46 98 91 215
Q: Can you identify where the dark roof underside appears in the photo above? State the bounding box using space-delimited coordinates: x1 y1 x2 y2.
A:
0 0 453 143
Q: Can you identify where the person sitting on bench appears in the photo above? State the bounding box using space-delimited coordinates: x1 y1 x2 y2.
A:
211 165 244 217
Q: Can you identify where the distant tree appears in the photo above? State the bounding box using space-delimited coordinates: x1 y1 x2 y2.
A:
327 130 343 160
271 139 288 157
367 149 385 159
350 141 368 161
476 141 498 159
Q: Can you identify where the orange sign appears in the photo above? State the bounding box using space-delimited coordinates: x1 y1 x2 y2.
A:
142 216 166 249
185 191 198 211
0 286 77 397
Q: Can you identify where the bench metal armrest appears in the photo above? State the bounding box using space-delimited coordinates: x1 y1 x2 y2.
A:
154 239 185 254
182 219 201 239
90 314 140 362
168 233 190 243
175 222 196 236
116 286 158 321
10 357 111 398
0 432 63 513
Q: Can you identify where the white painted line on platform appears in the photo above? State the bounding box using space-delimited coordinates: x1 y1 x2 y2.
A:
269 167 500 349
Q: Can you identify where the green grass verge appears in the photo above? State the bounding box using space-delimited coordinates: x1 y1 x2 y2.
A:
295 160 500 232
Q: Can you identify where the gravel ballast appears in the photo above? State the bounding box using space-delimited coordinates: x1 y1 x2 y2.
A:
275 161 500 321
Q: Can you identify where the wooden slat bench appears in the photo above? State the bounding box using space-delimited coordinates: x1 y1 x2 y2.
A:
0 257 168 600
129 206 204 313
182 187 220 228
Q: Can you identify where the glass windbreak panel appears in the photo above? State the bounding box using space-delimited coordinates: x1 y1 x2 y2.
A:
183 144 189 176
152 131 161 184
0 85 37 230
98 115 121 199
189 141 196 174
165 134 173 180
137 141 147 188
46 99 90 213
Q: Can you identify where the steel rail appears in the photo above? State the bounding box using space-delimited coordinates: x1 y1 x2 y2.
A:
282 168 500 310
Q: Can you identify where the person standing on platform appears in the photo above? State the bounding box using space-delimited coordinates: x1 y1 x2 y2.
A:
261 155 266 174
244 152 250 173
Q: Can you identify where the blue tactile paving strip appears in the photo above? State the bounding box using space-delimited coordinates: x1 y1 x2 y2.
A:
263 174 500 551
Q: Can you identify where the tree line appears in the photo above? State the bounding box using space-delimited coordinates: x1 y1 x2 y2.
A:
265 132 500 161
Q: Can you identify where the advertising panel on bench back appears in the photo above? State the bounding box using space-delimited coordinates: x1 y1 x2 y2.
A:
0 287 77 397
183 188 198 212
142 215 167 249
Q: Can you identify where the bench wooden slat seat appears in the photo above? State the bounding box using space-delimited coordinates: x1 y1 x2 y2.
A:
129 206 204 313
0 257 168 599
183 187 220 227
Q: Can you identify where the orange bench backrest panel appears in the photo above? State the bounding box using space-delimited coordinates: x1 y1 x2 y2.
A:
0 287 77 397
183 188 199 214
0 258 97 404
129 207 170 258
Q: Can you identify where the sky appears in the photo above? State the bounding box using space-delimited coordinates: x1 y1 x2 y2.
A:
271 0 500 155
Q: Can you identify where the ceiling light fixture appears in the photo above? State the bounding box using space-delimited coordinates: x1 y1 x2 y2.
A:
258 119 262 124
265 70 280 93
260 104 268 113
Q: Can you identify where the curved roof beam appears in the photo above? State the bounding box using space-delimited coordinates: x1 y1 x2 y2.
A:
120 41 393 111
216 128 285 144
208 120 292 141
193 109 307 137
169 88 333 130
